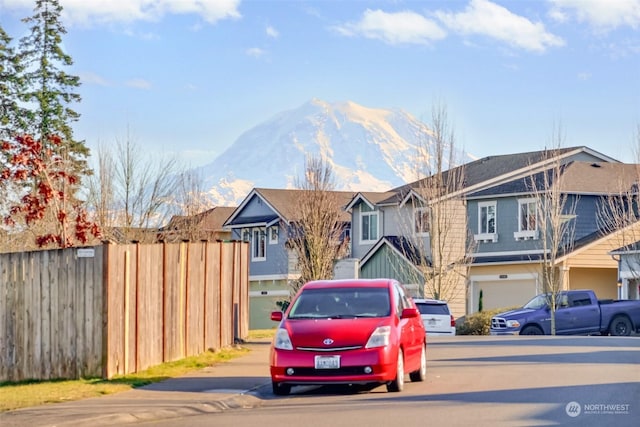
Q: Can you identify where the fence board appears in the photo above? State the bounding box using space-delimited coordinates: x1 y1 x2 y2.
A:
205 242 221 350
136 244 163 372
186 242 205 356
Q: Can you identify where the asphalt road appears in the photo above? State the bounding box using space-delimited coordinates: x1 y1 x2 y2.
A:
138 335 640 427
2 335 638 427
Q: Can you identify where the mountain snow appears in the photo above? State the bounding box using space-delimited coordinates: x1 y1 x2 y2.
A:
195 99 468 206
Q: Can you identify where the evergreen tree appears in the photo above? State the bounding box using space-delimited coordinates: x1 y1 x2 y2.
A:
18 0 88 173
0 25 28 140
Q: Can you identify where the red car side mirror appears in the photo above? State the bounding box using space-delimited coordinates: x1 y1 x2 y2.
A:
401 307 419 319
271 311 283 321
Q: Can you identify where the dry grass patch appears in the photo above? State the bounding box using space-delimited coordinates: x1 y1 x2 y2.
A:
0 345 249 412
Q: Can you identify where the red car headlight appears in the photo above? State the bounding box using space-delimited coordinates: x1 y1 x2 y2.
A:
274 328 293 350
365 326 391 348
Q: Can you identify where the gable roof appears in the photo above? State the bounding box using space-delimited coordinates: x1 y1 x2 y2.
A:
381 146 620 206
360 235 430 270
224 188 356 227
162 206 237 232
344 191 397 211
467 161 640 198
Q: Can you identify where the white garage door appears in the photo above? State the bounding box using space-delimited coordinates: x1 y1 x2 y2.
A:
471 279 537 312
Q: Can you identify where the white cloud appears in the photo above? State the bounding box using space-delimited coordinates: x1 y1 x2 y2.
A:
436 0 565 52
246 47 266 58
333 9 446 45
126 78 152 90
0 0 242 26
266 25 279 38
548 0 640 31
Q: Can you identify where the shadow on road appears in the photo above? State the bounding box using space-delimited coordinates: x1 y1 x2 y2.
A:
427 336 640 348
434 349 640 364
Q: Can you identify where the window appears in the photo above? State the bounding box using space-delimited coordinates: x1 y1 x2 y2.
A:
269 226 278 244
252 228 266 261
474 201 497 242
360 204 379 243
514 198 538 240
414 207 430 235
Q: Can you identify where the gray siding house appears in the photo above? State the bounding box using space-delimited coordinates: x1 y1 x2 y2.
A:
223 188 354 329
467 160 640 312
344 146 632 318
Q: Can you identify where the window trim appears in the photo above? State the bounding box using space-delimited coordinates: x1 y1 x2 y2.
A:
475 201 497 243
359 204 379 244
414 206 430 236
251 227 266 261
269 226 278 245
514 198 538 240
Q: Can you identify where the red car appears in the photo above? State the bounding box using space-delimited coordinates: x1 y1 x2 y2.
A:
269 278 427 396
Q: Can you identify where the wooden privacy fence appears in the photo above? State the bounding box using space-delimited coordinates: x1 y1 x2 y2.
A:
0 241 249 382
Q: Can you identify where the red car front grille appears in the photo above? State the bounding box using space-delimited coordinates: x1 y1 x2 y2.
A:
295 345 363 352
287 366 372 376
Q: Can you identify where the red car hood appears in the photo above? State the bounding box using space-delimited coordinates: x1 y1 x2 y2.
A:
284 317 388 348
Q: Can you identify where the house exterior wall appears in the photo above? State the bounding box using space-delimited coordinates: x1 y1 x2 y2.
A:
351 201 385 259
249 278 291 330
381 204 407 236
229 195 291 278
469 194 603 256
567 267 618 299
360 245 424 295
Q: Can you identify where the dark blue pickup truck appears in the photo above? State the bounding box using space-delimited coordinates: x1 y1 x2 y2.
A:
490 290 640 336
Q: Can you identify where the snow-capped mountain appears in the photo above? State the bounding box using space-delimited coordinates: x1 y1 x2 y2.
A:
196 99 470 206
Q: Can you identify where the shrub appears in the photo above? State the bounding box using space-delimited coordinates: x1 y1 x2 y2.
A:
456 306 519 335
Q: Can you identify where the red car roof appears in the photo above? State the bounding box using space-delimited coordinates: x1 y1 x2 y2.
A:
301 278 397 290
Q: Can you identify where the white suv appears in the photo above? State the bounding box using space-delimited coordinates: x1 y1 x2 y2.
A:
413 298 456 336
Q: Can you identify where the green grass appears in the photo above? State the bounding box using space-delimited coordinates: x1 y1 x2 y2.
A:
0 330 274 413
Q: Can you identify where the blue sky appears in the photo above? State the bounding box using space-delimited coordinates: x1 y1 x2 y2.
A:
1 0 639 167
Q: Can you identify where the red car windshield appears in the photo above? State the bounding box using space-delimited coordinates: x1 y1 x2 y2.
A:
288 287 391 319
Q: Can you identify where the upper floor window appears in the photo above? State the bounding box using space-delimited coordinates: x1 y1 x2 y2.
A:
514 198 538 240
360 204 379 243
474 201 497 243
414 207 430 235
479 202 496 234
269 226 279 244
252 228 266 261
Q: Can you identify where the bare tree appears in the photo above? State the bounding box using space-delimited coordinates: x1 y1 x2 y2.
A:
597 124 640 293
157 169 217 242
287 155 350 295
528 124 578 335
85 130 178 242
399 102 473 310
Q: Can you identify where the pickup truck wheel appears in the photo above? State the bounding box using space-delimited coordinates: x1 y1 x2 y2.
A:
609 316 632 336
520 326 543 335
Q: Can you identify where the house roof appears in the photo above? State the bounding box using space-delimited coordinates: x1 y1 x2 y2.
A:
611 241 640 255
467 161 640 198
362 146 619 207
344 191 398 211
224 188 356 227
162 206 236 232
360 235 429 269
